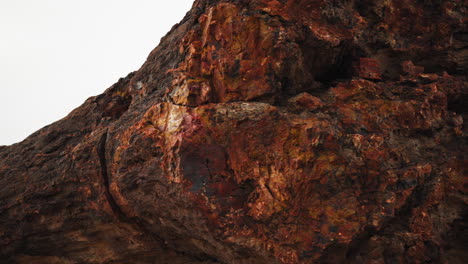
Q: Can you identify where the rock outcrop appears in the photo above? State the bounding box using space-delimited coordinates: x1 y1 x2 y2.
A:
0 0 467 263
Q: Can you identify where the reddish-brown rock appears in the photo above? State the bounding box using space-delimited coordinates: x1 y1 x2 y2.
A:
0 0 467 263
354 58 382 80
288 92 324 111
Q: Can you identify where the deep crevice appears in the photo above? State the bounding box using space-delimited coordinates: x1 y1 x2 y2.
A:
448 93 468 115
97 131 126 219
97 131 223 263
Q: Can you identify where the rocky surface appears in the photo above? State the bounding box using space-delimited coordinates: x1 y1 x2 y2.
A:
0 0 467 263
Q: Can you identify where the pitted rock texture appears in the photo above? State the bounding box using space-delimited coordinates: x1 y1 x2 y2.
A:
0 0 467 263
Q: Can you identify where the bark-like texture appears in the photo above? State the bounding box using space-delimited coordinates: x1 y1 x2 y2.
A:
1 0 467 263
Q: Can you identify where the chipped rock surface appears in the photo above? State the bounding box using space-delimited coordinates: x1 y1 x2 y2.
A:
0 0 467 263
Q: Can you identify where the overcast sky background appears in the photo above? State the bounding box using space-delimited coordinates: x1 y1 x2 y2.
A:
0 0 194 145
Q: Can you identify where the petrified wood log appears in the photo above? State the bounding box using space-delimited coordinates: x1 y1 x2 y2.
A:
1 0 467 263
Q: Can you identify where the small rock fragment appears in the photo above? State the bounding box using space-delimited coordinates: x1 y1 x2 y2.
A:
288 92 324 111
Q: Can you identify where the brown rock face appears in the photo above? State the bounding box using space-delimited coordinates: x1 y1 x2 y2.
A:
1 0 467 263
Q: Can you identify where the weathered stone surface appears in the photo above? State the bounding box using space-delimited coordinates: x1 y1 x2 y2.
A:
0 0 467 263
288 92 324 111
354 58 382 80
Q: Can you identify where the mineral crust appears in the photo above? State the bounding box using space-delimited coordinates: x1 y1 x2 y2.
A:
0 0 467 263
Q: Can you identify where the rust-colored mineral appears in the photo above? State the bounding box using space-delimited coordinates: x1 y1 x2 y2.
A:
0 0 467 263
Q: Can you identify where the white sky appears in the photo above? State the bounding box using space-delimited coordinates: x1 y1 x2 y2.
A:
0 0 194 145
